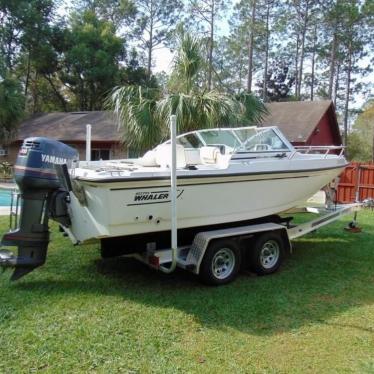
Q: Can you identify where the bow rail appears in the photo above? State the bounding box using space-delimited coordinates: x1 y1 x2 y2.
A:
291 145 345 159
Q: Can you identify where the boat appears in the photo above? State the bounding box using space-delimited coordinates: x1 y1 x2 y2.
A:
0 125 348 280
67 126 347 241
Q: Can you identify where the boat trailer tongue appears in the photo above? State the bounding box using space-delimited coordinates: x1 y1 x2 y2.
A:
0 137 78 281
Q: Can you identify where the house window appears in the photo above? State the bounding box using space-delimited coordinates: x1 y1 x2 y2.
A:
0 147 8 156
91 149 110 161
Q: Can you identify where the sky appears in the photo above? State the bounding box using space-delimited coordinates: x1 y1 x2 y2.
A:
57 0 372 112
56 0 231 75
153 4 232 73
153 48 174 74
142 10 372 112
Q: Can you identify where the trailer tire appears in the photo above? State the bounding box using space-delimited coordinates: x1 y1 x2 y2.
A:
199 239 241 286
250 232 284 275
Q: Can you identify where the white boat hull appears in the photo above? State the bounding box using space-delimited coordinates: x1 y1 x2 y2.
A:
68 165 345 242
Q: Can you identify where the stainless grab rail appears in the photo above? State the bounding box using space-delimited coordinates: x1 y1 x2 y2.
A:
290 145 345 159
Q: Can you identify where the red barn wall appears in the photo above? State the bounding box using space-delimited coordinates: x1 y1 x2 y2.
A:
307 112 338 146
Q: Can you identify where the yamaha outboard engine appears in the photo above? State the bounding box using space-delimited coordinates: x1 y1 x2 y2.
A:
0 137 78 280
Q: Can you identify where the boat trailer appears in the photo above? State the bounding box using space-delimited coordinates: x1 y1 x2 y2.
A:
129 202 365 284
0 115 371 284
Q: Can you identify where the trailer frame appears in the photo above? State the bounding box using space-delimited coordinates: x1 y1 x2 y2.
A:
131 203 363 284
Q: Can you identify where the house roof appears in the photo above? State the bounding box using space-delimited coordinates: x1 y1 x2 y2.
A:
15 100 341 145
16 111 121 142
260 100 341 143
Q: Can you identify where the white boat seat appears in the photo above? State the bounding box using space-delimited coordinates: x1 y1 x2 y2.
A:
200 146 220 164
137 149 158 166
184 148 201 165
155 143 186 168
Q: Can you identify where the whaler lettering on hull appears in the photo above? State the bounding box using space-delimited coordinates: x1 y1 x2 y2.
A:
128 190 184 206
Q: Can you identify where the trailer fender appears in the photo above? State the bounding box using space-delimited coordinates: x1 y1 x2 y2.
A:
187 223 289 275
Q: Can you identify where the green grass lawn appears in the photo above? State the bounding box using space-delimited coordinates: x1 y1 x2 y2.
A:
1 211 374 373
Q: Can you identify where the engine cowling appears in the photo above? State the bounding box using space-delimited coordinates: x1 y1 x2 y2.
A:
14 137 78 191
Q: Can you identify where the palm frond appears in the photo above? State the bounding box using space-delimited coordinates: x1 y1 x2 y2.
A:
106 31 267 153
157 91 248 133
234 93 268 125
106 86 165 153
169 31 203 93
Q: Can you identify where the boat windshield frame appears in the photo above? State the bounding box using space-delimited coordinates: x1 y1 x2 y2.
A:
168 126 294 154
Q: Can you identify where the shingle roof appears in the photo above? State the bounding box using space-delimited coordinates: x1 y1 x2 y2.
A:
261 100 338 143
16 100 340 144
16 111 120 142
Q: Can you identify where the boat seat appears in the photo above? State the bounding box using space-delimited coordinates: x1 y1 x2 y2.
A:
138 146 201 168
184 148 201 165
155 143 186 168
200 146 220 164
206 144 226 154
137 149 158 167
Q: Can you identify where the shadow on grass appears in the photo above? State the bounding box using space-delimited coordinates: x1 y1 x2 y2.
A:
6 230 374 337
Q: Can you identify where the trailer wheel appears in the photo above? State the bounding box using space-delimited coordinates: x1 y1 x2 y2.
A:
250 232 284 275
199 239 241 285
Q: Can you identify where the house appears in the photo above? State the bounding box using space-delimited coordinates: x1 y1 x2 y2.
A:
1 100 342 164
2 111 127 164
261 100 342 146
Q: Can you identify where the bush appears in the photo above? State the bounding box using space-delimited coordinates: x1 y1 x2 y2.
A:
0 161 12 179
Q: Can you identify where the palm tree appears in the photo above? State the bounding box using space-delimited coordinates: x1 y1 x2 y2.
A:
107 31 266 153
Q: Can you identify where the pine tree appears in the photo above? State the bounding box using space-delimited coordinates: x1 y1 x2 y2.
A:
187 0 228 90
134 0 183 79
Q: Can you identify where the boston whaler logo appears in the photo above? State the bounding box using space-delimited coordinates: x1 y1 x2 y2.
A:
41 154 68 165
129 190 184 206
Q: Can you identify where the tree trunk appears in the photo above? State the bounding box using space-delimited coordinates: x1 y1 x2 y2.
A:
296 1 309 100
310 25 317 101
5 26 14 71
343 44 352 146
294 35 299 97
334 63 340 106
262 0 270 101
31 70 39 113
207 0 215 90
238 60 243 94
44 75 68 111
147 0 154 79
246 0 256 93
24 51 31 98
79 77 85 111
89 82 95 111
328 33 337 99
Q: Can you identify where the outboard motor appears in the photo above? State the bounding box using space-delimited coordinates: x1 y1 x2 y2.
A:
0 137 78 280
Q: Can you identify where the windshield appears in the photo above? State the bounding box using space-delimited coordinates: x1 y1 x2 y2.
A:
235 128 290 153
168 126 292 154
176 133 204 148
198 130 241 148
